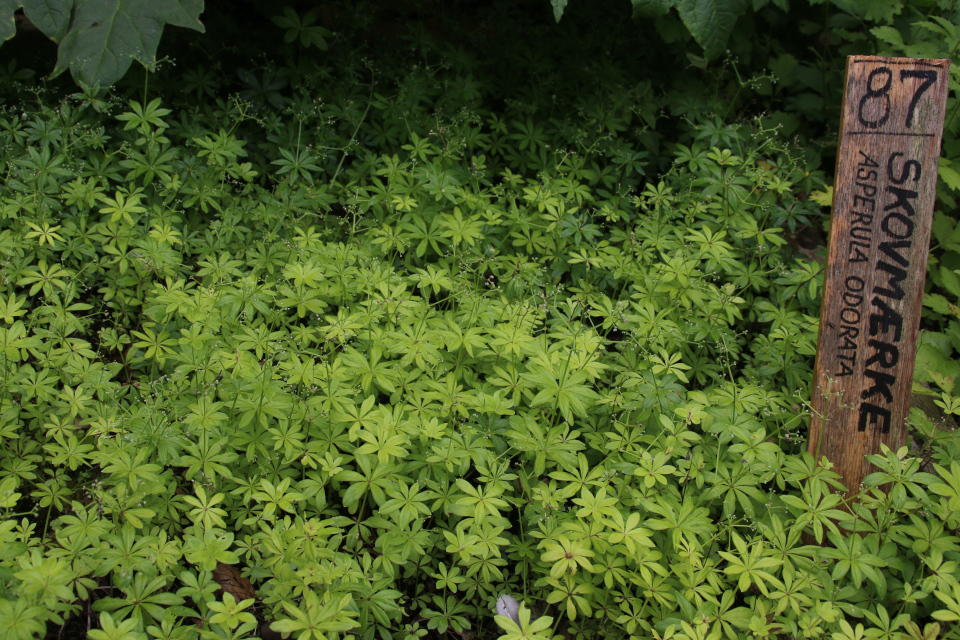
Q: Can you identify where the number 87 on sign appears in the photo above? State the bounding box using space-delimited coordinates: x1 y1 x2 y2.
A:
810 56 949 497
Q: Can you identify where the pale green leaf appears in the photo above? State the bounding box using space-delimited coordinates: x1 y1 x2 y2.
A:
939 159 960 193
809 186 833 207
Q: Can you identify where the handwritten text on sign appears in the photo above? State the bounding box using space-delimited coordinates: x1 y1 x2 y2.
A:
809 56 949 494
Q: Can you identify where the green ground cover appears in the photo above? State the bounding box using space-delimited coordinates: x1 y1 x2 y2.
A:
3 1 960 639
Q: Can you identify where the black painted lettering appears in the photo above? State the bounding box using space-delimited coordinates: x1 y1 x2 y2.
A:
846 276 865 292
881 212 915 239
857 182 878 198
865 339 899 368
858 150 879 168
887 152 922 184
839 325 860 339
862 369 896 402
884 186 919 217
858 402 891 434
868 297 904 341
841 307 861 325
842 291 863 307
879 240 911 267
873 261 908 301
853 196 876 212
849 243 869 262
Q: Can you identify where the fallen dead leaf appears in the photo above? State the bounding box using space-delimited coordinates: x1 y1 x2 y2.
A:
212 563 256 601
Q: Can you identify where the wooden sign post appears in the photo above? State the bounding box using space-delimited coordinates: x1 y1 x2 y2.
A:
810 56 950 495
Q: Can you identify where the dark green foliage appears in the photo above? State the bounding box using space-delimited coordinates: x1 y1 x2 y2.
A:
0 2 960 640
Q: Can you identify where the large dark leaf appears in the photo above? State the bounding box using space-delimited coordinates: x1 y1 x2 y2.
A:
631 0 673 18
675 0 746 60
1 0 204 86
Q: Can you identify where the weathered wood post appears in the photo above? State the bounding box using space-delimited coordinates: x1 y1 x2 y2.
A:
809 55 950 495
